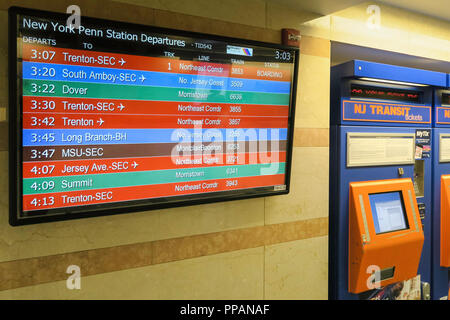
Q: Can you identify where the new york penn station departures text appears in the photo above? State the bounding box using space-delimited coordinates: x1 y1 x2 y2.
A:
23 17 187 47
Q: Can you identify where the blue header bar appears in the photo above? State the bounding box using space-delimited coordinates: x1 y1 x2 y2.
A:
336 60 447 87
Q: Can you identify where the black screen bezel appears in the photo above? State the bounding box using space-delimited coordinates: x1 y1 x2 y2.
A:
8 6 299 226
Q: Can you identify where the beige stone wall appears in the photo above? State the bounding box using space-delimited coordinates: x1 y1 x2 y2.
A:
300 1 450 62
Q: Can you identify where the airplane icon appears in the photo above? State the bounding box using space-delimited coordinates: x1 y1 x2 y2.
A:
97 118 104 126
131 161 138 168
117 103 125 111
139 74 146 82
118 58 126 66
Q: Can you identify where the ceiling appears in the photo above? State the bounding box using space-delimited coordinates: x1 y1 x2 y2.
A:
265 0 366 16
266 0 450 22
377 0 450 22
271 0 450 72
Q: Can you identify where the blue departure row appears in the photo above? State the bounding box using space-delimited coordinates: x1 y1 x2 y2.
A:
22 61 291 94
23 128 289 146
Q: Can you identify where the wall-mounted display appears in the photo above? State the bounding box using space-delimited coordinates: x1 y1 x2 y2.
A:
9 7 299 225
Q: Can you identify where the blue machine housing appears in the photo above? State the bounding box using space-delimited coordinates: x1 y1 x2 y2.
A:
431 78 450 299
329 60 446 300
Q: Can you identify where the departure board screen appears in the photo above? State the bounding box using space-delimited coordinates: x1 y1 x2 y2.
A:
9 7 298 225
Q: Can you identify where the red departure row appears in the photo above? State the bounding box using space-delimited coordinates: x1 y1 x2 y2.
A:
23 97 290 117
22 152 287 178
23 112 289 129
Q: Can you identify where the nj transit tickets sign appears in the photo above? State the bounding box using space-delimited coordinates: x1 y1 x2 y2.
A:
342 100 431 124
436 107 450 125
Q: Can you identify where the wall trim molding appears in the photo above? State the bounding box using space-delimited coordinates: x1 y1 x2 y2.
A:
0 217 328 291
294 128 329 147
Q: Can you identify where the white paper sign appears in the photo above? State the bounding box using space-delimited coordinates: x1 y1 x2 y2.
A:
347 133 415 167
439 134 450 163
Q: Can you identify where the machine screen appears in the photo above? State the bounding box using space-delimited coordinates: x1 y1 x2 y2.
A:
369 191 409 234
442 93 450 106
351 84 423 103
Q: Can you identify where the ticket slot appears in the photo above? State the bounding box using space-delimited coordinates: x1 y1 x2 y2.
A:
440 175 450 267
349 178 424 294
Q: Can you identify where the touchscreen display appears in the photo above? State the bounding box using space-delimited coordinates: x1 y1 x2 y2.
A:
369 191 409 234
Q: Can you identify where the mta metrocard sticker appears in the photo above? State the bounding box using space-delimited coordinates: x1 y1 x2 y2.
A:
415 129 431 159
342 100 431 124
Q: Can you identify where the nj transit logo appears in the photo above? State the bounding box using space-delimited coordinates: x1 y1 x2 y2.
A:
342 100 431 124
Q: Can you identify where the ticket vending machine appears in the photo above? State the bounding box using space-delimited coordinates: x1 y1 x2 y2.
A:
431 81 450 299
330 60 447 300
349 179 424 294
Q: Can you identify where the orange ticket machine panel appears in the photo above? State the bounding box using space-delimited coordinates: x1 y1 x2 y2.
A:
349 178 424 294
440 175 450 267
